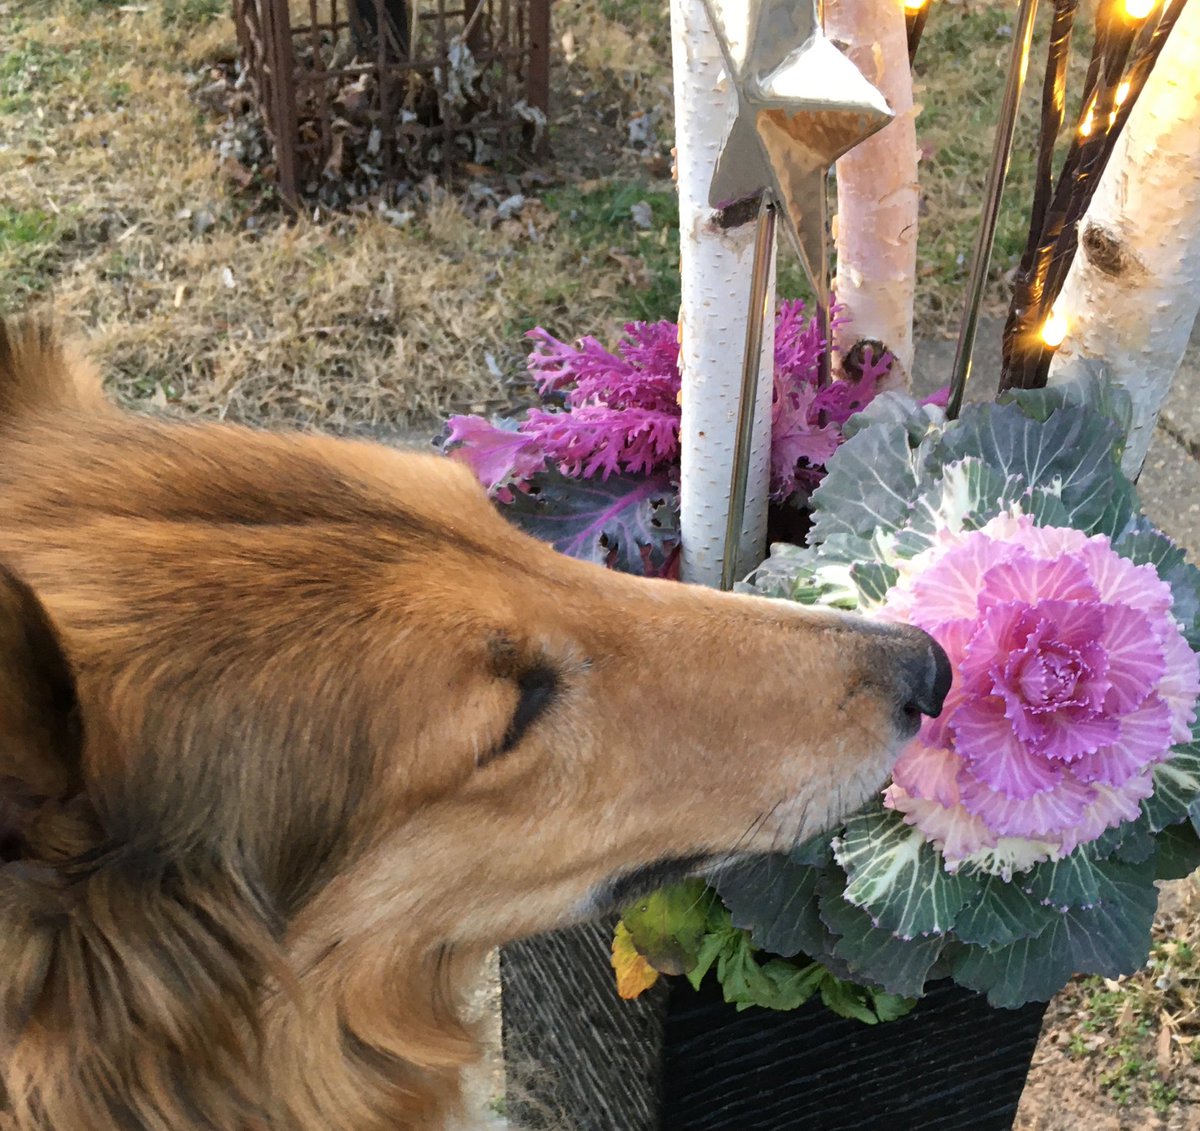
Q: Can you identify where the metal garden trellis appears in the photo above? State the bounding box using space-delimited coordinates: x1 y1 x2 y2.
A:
231 0 551 209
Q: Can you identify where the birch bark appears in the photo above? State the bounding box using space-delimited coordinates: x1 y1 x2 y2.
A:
672 0 776 586
1047 0 1200 477
827 0 919 386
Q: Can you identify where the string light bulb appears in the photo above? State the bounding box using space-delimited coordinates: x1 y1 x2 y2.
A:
1041 309 1069 349
1123 0 1156 19
903 0 928 10
1080 103 1096 136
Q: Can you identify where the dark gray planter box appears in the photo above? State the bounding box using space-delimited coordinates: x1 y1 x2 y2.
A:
501 921 1047 1131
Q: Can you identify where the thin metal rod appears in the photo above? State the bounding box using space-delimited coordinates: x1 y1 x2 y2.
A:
720 199 777 592
812 0 833 387
817 171 832 388
946 0 1040 419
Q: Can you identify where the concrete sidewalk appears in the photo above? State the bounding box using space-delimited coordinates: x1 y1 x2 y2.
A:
914 317 1200 557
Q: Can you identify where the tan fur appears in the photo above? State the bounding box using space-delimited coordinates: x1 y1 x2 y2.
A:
0 316 940 1129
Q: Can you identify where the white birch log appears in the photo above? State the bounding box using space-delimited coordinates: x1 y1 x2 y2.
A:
828 0 918 386
1047 0 1200 477
672 0 776 586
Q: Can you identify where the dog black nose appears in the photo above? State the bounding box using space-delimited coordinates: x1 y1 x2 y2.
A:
896 633 953 734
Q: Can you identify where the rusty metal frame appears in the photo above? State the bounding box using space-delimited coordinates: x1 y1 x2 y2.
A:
232 0 551 208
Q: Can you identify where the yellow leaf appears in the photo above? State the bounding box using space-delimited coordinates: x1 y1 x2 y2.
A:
612 921 660 1000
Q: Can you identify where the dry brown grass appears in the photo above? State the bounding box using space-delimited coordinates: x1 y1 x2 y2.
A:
1 0 1097 424
1 0 675 432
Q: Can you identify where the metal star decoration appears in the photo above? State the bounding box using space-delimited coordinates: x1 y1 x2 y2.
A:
702 0 894 297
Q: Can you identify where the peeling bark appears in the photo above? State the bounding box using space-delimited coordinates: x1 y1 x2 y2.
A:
1047 0 1200 477
828 0 918 386
672 0 775 586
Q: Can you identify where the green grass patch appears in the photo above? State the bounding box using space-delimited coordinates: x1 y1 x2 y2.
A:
1066 978 1154 1107
776 249 817 311
542 179 819 325
0 41 74 113
0 208 58 248
597 0 671 53
66 0 138 14
0 32 118 117
106 78 132 106
912 2 1094 331
160 0 227 29
1063 951 1196 1118
543 180 681 323
0 207 69 308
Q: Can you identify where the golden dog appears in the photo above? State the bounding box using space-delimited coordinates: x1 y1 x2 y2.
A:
0 317 948 1130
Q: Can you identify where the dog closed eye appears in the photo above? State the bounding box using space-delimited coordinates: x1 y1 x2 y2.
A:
484 665 559 766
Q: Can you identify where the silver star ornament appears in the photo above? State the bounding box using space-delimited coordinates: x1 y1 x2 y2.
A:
702 0 894 298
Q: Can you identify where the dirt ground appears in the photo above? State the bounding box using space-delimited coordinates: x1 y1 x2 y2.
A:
1013 875 1200 1131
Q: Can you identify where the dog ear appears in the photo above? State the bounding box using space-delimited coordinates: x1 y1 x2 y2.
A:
0 315 109 423
0 568 286 1128
0 565 83 860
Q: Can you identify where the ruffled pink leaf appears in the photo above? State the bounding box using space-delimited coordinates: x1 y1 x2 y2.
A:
978 555 1099 610
892 737 962 807
951 698 1065 798
1100 602 1167 714
1034 709 1122 763
1058 779 1153 855
521 405 680 481
959 771 1094 840
904 537 1019 629
1159 629 1200 743
1071 695 1173 786
1079 540 1174 614
445 415 548 494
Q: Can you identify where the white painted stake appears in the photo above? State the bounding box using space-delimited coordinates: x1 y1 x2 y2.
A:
1048 0 1200 477
828 0 919 386
672 0 776 588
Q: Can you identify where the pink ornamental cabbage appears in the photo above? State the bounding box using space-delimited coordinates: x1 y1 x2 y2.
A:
877 513 1200 877
446 304 910 502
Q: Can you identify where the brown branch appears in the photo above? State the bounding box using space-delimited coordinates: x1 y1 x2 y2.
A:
999 0 1188 392
906 3 931 64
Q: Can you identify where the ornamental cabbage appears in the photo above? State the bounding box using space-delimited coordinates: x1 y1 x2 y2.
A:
878 512 1200 878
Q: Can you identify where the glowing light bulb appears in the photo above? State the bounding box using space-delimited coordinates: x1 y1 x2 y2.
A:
1116 80 1132 105
1123 0 1156 19
904 0 927 10
1041 310 1069 349
1080 105 1095 136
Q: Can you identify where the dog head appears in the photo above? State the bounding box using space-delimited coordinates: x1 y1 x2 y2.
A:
0 318 948 1129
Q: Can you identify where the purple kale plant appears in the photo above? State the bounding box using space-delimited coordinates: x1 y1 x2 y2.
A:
445 301 901 506
445 320 682 502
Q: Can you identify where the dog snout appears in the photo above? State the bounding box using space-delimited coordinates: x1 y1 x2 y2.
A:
894 630 952 736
